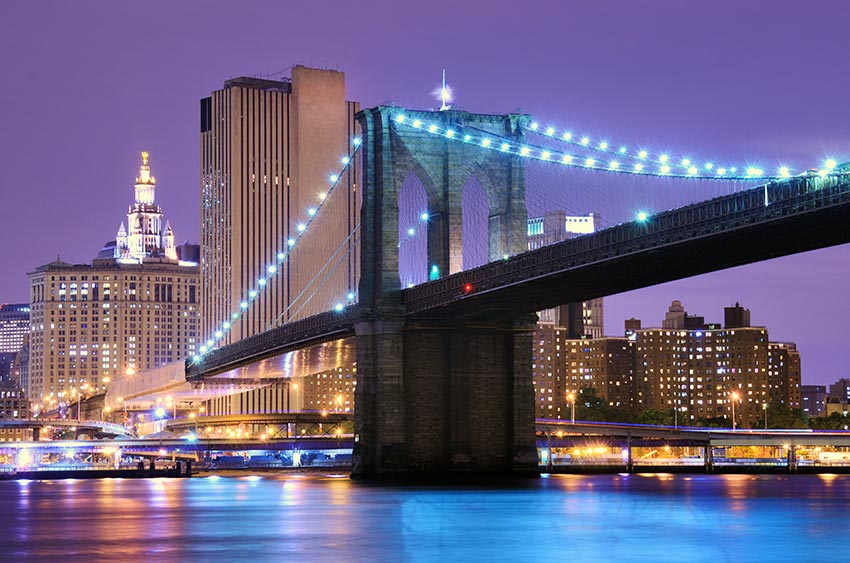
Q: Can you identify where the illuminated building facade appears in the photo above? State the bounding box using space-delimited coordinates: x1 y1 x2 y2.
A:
115 152 178 263
531 322 633 419
0 303 29 354
200 66 360 345
301 366 356 413
27 155 199 413
532 301 802 425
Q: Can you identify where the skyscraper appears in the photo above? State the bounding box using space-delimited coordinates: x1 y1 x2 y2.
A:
0 303 30 382
200 66 360 345
27 154 199 412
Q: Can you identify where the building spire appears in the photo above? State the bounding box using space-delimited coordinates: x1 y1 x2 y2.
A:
136 151 156 186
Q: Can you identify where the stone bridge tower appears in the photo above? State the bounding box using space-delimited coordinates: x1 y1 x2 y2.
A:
353 107 538 478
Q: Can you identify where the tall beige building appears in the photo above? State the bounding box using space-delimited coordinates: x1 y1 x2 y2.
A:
27 155 200 413
200 66 361 346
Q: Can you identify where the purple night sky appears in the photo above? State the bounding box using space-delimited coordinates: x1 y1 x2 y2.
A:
2 1 849 384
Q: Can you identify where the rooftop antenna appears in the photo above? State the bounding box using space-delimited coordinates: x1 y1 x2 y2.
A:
440 69 450 111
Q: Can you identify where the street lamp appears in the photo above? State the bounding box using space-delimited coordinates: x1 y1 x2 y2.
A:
567 392 576 424
730 391 740 430
762 402 768 430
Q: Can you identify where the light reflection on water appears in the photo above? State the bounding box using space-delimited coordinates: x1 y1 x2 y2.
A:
1 473 849 562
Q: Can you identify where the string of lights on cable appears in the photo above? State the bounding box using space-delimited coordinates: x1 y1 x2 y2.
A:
191 138 362 364
393 112 844 181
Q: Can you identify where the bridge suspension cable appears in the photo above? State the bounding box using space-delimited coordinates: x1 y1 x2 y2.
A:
191 138 362 364
393 112 781 181
287 226 361 320
525 121 780 179
265 223 361 330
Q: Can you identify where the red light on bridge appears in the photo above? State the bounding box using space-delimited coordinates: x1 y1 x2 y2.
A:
463 283 473 294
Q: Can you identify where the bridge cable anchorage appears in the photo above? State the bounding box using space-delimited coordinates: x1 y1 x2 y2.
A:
192 139 362 364
392 111 786 181
265 223 361 331
525 120 790 181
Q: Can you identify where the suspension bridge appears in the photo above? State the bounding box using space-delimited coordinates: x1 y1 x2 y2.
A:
133 104 847 478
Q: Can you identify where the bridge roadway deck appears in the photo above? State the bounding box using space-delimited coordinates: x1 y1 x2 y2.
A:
538 420 850 448
188 172 850 379
163 412 351 433
406 172 850 319
0 437 354 452
0 419 133 437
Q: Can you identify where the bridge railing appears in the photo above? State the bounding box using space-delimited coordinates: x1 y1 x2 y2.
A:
187 307 358 378
404 173 850 313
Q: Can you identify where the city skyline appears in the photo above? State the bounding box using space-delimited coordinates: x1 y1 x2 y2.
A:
2 1 850 385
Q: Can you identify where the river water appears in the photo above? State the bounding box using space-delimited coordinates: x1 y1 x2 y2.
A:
2 473 848 562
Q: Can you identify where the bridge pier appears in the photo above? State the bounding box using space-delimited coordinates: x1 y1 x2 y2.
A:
353 317 538 478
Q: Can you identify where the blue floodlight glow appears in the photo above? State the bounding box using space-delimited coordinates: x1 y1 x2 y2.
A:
329 174 339 183
660 165 671 175
267 265 277 274
347 292 355 300
297 223 306 232
463 134 472 142
545 127 555 136
619 147 627 154
520 147 530 156
155 407 166 419
481 138 491 148
249 290 257 298
638 150 648 159
562 132 572 140
258 278 266 286
599 141 608 150
779 166 791 178
395 114 405 123
412 119 422 128
428 124 438 133
240 301 248 309
634 163 644 172
659 154 669 163
430 264 440 281
501 142 510 152
407 227 415 236
421 212 429 221
341 156 350 165
562 155 573 164
541 151 551 160
352 137 362 146
636 211 649 222
445 130 455 138
287 239 295 247
585 157 595 166
530 122 539 130
308 208 316 216
223 322 231 329
215 331 222 338
278 252 286 260
825 159 837 170
334 303 344 312
580 136 590 146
